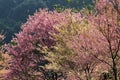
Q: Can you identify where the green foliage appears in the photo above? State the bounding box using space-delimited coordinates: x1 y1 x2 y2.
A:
9 41 17 46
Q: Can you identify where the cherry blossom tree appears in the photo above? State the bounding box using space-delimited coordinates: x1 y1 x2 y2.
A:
47 11 104 80
5 9 68 80
90 0 120 79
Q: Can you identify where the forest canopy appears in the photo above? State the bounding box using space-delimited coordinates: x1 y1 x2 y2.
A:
0 0 120 80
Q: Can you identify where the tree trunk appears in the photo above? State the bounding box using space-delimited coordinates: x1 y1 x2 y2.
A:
112 58 118 80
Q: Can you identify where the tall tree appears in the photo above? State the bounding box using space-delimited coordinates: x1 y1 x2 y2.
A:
91 0 120 79
47 10 104 80
5 9 70 80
